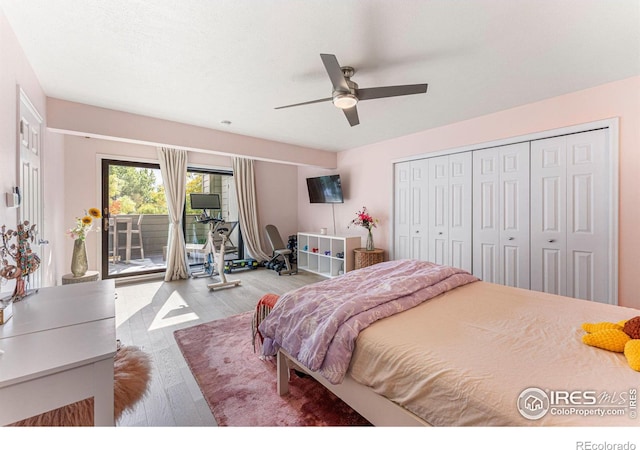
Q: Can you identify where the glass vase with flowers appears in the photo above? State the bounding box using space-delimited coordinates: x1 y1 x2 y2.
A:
67 208 101 277
348 206 379 251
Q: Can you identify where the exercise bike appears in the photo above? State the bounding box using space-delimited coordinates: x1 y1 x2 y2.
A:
207 227 241 291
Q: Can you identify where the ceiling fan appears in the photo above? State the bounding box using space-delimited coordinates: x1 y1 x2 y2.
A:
275 53 428 127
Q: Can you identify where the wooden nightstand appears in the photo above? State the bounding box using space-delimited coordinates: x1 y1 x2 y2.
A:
354 248 384 269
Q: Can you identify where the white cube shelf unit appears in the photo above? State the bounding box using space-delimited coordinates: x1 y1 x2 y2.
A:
297 232 361 278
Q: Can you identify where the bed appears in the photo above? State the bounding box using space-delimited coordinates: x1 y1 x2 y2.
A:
258 259 640 426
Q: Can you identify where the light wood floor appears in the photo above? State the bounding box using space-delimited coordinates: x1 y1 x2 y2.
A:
115 267 324 426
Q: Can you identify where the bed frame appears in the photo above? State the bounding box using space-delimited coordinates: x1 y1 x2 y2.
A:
277 349 430 426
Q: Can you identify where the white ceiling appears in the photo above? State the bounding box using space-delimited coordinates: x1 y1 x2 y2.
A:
1 0 639 152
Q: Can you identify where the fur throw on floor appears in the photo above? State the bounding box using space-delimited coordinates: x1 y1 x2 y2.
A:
8 345 152 426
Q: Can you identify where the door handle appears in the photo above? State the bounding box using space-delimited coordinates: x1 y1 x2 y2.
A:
38 239 49 245
548 239 556 243
508 237 514 241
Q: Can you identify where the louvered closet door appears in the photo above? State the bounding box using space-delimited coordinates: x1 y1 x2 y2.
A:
530 129 609 302
472 142 530 287
394 159 429 260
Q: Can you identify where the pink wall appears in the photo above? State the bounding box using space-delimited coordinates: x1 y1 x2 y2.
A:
47 98 337 169
298 76 640 309
254 160 299 255
0 10 65 293
63 136 230 271
62 136 298 269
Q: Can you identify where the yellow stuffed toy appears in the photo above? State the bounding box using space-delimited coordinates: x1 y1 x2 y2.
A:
581 316 640 371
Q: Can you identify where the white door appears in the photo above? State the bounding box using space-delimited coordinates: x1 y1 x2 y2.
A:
565 130 609 302
448 152 472 272
428 156 449 266
499 142 530 288
394 159 429 260
530 129 609 302
393 162 412 260
473 147 501 282
428 153 472 271
409 159 429 260
531 135 567 296
18 89 45 289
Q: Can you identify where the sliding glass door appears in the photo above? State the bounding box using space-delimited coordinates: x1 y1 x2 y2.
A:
184 168 240 267
101 159 239 279
101 160 168 279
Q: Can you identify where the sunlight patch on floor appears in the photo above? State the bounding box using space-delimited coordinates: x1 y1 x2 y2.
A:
115 281 162 328
148 290 199 331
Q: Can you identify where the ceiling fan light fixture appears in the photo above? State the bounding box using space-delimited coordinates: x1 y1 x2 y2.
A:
332 92 358 109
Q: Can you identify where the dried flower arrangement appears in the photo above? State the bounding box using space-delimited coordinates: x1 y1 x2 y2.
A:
0 220 40 300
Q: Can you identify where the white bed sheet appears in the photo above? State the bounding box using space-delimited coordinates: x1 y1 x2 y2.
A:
348 281 640 426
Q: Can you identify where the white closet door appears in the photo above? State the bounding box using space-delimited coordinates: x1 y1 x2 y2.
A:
428 156 449 266
409 159 430 260
448 152 473 272
530 129 610 302
565 130 609 302
473 142 529 287
394 162 412 260
473 148 500 282
500 143 530 288
428 153 472 271
394 159 429 260
531 136 567 296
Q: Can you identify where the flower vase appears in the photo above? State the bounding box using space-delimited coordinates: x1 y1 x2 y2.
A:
366 228 375 251
71 239 88 277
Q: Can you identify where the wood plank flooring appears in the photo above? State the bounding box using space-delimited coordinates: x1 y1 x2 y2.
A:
114 267 324 426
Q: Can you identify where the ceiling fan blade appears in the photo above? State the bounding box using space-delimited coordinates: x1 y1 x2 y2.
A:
320 53 350 92
274 97 332 110
358 83 428 101
343 106 359 127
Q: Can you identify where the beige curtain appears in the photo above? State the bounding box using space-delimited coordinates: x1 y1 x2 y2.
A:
158 147 189 281
232 158 271 262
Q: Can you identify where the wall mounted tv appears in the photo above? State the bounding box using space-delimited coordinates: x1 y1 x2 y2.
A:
190 193 221 210
306 175 344 204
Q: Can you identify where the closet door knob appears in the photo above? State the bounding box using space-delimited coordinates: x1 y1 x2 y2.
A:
438 232 443 235
548 239 556 243
508 237 514 241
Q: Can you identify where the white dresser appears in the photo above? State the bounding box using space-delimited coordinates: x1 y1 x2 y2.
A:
0 280 117 426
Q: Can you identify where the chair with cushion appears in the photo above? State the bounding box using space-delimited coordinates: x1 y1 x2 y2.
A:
265 224 296 275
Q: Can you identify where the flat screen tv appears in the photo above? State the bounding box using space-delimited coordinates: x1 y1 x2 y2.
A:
190 193 221 210
306 175 344 204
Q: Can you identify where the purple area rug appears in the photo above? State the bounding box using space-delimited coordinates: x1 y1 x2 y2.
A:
174 311 370 426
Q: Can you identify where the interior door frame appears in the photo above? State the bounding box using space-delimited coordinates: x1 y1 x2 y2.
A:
17 86 45 289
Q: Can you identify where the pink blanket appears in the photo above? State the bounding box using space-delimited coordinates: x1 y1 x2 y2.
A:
259 260 478 384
